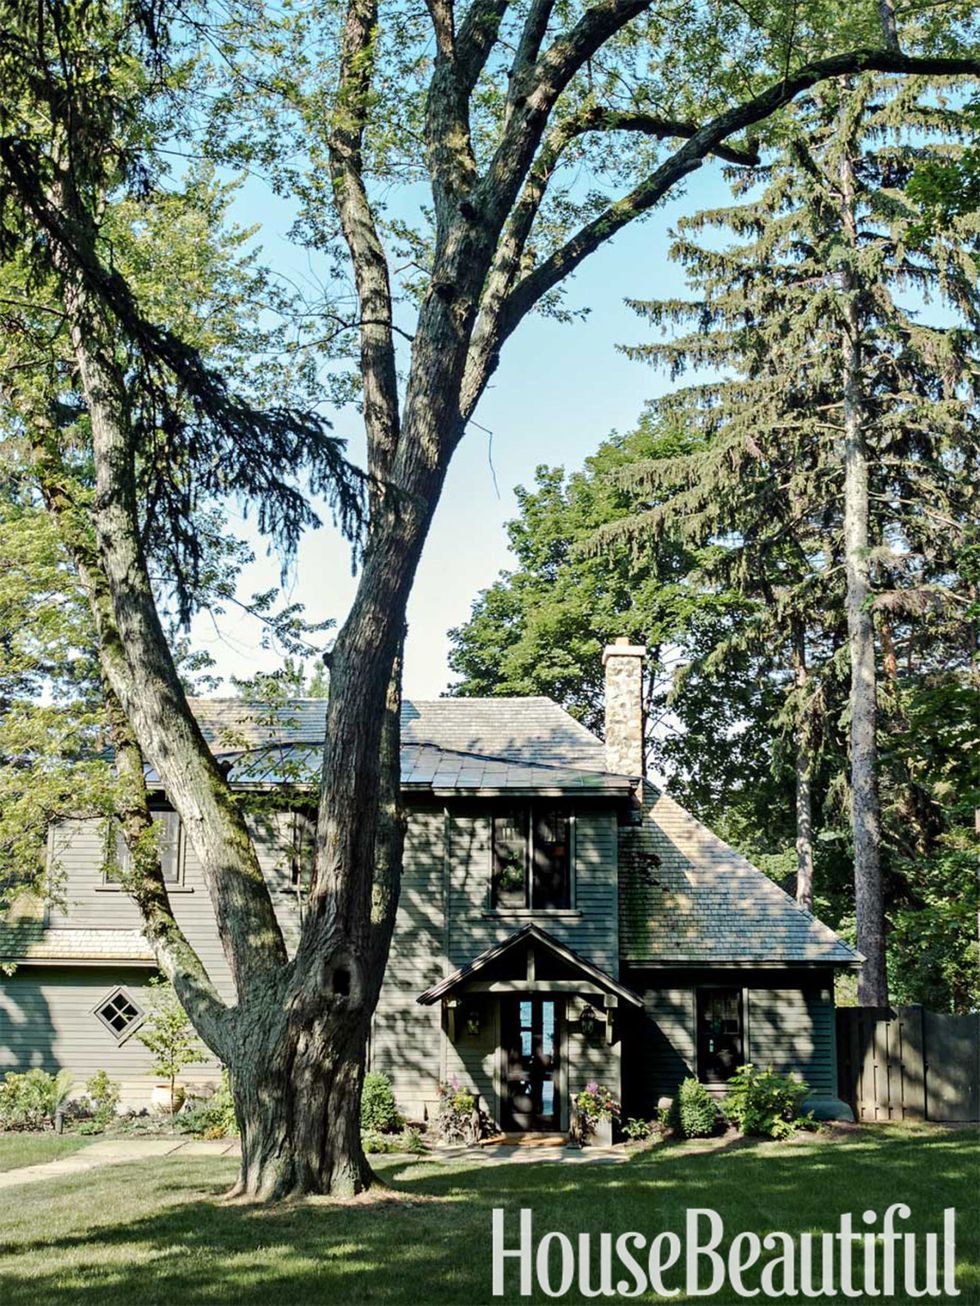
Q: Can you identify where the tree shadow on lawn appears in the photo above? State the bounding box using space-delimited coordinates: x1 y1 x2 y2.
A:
0 1127 975 1305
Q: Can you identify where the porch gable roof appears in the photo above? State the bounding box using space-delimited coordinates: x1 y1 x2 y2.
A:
416 923 644 1007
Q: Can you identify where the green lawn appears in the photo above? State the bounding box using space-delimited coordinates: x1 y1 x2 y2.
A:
0 1125 974 1304
0 1133 91 1173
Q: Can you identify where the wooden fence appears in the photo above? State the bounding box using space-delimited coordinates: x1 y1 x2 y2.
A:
836 1004 980 1123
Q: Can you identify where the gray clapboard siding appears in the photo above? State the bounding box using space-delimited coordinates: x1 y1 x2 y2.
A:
444 1003 500 1123
370 805 446 1119
46 814 308 1003
635 987 697 1105
0 966 219 1104
746 986 836 1096
565 999 622 1124
446 808 620 977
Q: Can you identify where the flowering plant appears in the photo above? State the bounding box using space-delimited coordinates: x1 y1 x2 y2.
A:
574 1081 621 1129
436 1076 479 1143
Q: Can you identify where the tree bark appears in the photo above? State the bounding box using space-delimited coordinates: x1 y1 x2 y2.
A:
792 626 815 913
840 126 888 1006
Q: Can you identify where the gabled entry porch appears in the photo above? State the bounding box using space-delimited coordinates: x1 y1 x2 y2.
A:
417 924 643 1134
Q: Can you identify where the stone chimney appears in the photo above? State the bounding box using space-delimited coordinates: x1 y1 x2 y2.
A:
602 638 646 776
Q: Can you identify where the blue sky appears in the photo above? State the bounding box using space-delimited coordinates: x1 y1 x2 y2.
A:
189 163 736 698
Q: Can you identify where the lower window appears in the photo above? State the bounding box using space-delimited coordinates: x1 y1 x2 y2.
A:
696 987 743 1083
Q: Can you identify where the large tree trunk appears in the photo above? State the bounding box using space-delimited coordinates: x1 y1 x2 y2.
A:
840 128 888 1006
224 997 374 1201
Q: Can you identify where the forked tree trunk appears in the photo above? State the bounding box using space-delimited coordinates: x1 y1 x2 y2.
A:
224 999 374 1201
840 129 888 1006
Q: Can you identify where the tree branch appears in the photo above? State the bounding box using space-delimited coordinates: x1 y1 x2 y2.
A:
326 0 401 501
424 0 483 229
461 107 758 416
508 0 554 88
479 0 653 229
502 49 980 340
457 0 511 94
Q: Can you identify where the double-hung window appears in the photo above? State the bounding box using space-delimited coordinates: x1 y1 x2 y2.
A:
491 806 571 910
104 812 183 887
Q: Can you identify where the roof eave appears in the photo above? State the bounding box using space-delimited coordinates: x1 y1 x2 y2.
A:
418 922 644 1008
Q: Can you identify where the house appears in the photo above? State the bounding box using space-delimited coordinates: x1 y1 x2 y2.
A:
0 641 859 1128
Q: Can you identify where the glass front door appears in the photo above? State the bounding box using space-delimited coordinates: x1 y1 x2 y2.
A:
502 997 561 1130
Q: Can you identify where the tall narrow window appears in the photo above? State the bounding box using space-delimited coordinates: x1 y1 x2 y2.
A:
291 810 317 887
492 809 527 908
532 810 570 909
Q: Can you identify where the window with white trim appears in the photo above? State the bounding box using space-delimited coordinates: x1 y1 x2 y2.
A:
94 987 145 1041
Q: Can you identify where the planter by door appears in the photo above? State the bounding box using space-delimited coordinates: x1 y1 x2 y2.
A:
590 1116 614 1146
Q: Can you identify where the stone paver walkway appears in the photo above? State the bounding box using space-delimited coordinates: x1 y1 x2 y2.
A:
0 1137 238 1190
0 1136 627 1190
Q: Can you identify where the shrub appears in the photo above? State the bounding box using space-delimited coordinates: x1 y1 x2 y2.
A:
666 1078 718 1138
86 1070 120 1127
403 1127 427 1154
178 1070 239 1139
435 1078 479 1143
723 1064 811 1139
362 1126 428 1155
0 1068 74 1131
361 1072 400 1134
623 1116 660 1142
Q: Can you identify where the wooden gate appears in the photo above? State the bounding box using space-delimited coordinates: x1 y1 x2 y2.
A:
837 1005 980 1122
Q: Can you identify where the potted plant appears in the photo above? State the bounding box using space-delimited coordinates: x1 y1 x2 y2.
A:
136 976 202 1118
573 1082 620 1146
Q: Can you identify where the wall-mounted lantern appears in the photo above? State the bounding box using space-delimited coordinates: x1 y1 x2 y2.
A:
580 1004 598 1041
465 1006 481 1037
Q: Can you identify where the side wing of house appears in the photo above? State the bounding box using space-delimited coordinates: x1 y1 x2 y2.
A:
0 808 305 1106
620 785 860 1120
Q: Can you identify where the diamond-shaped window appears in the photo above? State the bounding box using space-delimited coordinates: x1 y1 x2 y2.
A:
94 988 144 1041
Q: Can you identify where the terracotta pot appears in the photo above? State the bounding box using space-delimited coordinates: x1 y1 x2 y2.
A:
151 1084 185 1114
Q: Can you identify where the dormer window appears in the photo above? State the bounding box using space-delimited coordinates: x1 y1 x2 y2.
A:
491 806 571 910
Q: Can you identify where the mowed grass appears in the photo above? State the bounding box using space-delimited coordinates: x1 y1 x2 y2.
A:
0 1124 974 1304
0 1133 92 1173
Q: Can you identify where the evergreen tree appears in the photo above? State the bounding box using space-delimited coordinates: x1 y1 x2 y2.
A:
611 73 978 1003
